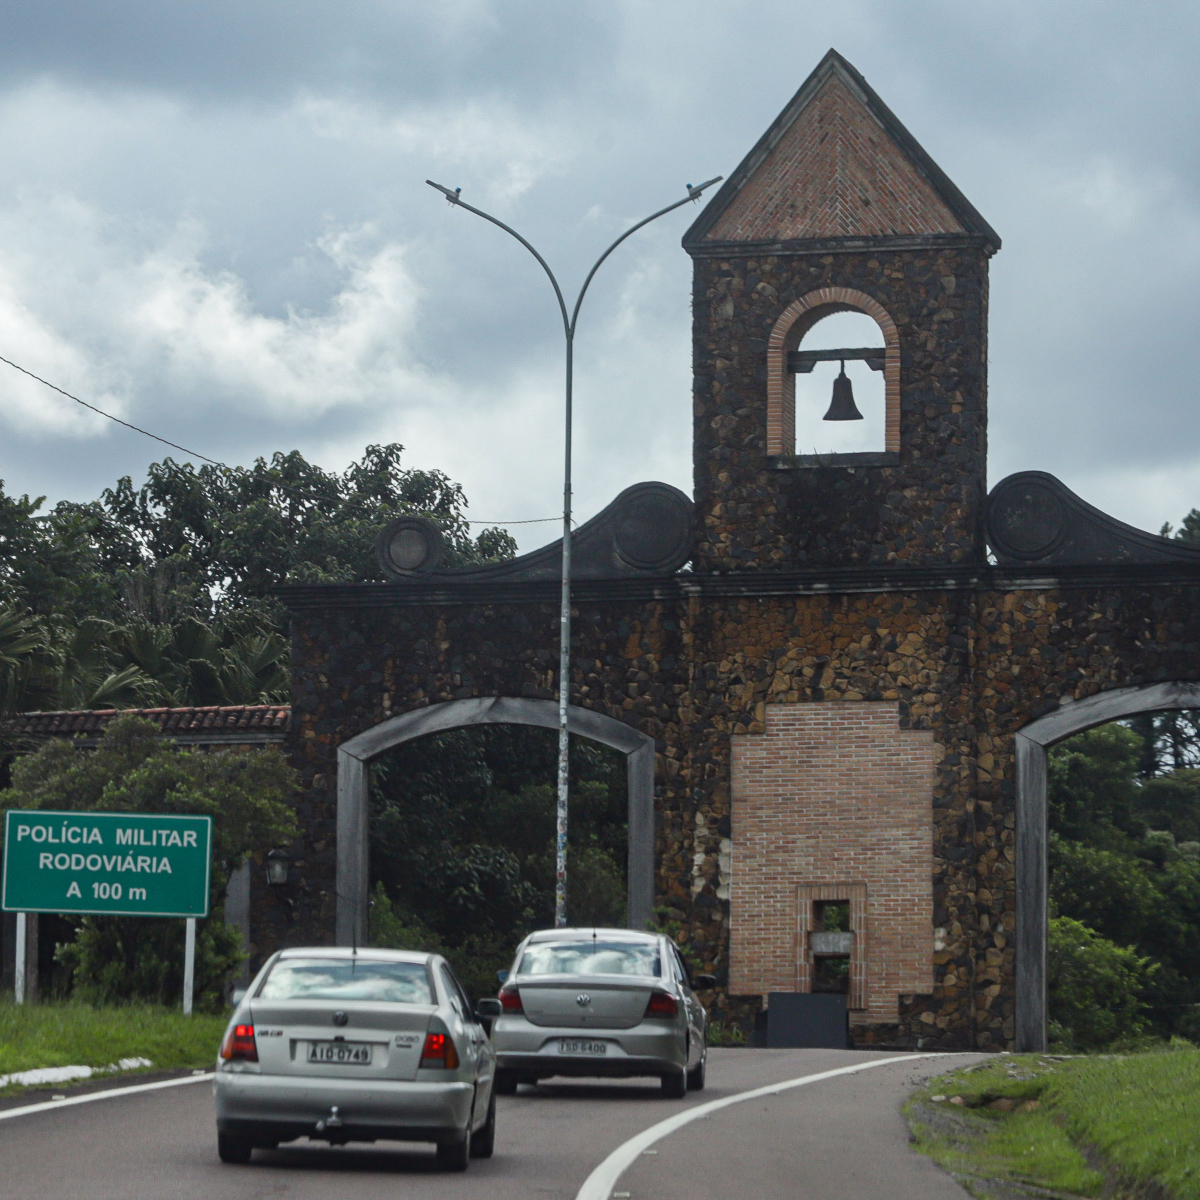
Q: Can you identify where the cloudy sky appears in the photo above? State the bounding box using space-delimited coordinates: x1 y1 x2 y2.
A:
0 2 1197 550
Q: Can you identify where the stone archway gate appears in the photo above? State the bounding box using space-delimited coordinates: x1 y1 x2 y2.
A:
268 51 1200 1051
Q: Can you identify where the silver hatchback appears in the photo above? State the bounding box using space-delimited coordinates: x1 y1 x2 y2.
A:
213 947 496 1170
489 928 713 1097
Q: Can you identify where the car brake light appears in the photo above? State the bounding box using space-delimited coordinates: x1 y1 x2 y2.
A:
498 985 523 1013
645 990 678 1018
420 1031 460 1070
220 1023 258 1061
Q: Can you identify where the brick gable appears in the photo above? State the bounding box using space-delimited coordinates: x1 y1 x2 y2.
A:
707 71 963 243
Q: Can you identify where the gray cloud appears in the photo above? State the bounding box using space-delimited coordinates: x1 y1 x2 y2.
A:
0 1 1196 549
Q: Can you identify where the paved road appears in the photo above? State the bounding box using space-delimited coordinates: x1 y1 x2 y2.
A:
0 1049 981 1199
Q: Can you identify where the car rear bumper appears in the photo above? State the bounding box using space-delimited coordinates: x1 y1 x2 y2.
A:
495 1052 682 1080
213 1070 475 1146
492 1019 686 1079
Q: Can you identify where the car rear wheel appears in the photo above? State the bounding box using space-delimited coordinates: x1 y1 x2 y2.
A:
661 1068 687 1099
471 1094 496 1158
687 1052 707 1091
436 1127 471 1171
217 1133 254 1165
494 1068 518 1095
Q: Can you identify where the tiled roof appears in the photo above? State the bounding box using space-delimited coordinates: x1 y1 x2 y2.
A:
684 50 1000 250
11 705 291 743
705 70 963 243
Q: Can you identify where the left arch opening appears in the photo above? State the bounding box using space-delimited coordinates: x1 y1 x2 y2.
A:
368 724 629 999
335 697 656 961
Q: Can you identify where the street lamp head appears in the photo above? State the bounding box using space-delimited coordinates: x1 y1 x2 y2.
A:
686 176 723 202
426 180 462 206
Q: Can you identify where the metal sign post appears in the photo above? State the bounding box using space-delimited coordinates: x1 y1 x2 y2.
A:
183 917 196 1016
13 911 25 1004
2 810 212 1012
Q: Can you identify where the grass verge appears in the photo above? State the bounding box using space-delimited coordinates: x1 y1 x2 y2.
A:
906 1045 1200 1199
0 998 226 1087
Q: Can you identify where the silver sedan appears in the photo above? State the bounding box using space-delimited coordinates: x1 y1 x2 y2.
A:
213 947 496 1170
489 928 713 1097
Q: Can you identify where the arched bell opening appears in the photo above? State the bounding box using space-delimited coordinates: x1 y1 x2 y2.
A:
765 286 901 462
792 310 886 457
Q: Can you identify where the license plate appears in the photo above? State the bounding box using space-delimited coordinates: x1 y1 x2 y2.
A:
557 1039 608 1056
307 1040 373 1064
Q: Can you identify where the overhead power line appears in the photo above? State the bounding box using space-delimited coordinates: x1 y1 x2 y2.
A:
0 354 221 465
0 352 555 529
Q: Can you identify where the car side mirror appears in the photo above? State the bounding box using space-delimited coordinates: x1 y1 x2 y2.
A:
496 969 510 984
692 974 717 990
476 998 502 1019
231 988 247 1007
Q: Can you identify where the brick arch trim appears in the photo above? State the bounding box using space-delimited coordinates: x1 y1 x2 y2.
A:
1015 680 1200 1053
334 697 656 946
765 287 901 456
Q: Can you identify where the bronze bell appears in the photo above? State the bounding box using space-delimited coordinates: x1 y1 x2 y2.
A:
822 360 863 421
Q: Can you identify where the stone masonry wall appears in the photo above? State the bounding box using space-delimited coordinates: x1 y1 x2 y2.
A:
690 243 990 570
274 575 1200 1051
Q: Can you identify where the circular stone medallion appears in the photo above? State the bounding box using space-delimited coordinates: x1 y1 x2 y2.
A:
613 484 693 572
376 516 446 578
987 477 1069 562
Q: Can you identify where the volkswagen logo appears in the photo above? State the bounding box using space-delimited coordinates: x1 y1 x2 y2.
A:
332 1011 348 1026
575 993 591 1007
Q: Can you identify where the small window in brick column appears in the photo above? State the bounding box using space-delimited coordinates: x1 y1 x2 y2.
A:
811 900 852 994
797 882 867 1010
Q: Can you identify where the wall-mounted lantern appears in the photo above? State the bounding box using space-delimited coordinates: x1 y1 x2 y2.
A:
265 849 290 887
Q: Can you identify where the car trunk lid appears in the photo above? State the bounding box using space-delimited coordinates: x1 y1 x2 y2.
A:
247 1000 435 1081
514 978 656 1029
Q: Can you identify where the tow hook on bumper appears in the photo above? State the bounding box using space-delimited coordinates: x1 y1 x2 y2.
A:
315 1105 343 1133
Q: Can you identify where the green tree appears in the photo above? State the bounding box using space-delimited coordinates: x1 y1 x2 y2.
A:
1138 770 1200 842
0 442 519 625
5 715 298 1009
1047 916 1155 1050
47 443 516 628
1048 723 1142 847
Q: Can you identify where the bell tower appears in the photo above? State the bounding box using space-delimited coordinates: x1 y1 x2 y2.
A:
684 50 1000 570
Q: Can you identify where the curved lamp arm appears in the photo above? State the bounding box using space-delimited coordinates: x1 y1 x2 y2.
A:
569 177 722 333
427 181 570 338
426 176 722 335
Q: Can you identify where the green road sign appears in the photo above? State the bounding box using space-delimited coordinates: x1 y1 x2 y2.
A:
1 810 211 917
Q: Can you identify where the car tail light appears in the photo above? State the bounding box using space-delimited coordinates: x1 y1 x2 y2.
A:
420 1031 460 1070
498 985 523 1013
220 1023 258 1061
644 990 678 1019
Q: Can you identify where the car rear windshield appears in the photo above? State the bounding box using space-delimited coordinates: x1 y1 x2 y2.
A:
516 942 661 978
257 958 433 1004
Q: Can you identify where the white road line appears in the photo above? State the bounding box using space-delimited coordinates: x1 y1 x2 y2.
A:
574 1053 949 1200
0 1072 214 1122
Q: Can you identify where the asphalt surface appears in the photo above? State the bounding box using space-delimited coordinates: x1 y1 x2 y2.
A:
0 1048 983 1199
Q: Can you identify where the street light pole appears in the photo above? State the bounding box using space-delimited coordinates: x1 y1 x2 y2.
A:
428 175 721 927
